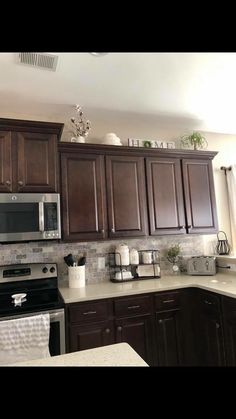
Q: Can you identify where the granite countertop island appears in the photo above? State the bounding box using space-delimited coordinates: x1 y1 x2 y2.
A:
59 271 236 304
11 343 148 367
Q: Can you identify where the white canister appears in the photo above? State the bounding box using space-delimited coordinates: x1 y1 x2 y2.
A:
68 266 85 288
130 248 139 265
115 244 130 266
142 251 153 264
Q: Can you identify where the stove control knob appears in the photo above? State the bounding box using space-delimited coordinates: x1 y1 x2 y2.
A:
50 267 56 273
42 267 48 273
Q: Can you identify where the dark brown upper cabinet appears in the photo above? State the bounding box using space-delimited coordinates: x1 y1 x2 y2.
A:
0 119 63 193
146 157 186 235
0 131 12 192
182 159 218 234
61 153 106 241
59 143 218 241
105 155 148 238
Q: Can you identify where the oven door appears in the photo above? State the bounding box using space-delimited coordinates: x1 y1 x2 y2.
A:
0 308 65 356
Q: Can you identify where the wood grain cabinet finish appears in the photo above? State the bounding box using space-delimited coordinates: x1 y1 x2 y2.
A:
69 320 114 352
222 296 236 366
196 290 225 366
0 119 63 193
0 131 12 192
106 155 148 237
146 157 186 235
182 159 218 234
16 132 58 192
61 153 106 241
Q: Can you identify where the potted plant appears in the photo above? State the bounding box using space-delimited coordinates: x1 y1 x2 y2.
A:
166 244 181 274
180 131 208 150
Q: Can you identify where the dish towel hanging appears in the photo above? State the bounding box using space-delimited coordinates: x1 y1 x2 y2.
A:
226 164 236 254
0 313 50 365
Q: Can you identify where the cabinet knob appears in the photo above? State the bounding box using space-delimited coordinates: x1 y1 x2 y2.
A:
188 225 192 229
100 229 105 234
180 226 185 229
5 180 11 186
117 326 122 332
18 180 23 186
158 319 163 324
216 323 220 329
105 328 110 334
111 228 115 233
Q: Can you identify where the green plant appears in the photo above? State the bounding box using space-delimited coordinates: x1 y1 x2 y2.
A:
180 131 207 150
166 244 181 264
143 140 152 148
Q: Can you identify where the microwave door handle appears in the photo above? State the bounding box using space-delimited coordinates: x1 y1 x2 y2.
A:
38 202 45 232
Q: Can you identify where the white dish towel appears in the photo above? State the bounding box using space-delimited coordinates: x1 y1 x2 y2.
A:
0 313 50 365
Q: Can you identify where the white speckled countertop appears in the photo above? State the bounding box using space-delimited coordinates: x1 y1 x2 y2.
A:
11 343 148 367
59 271 236 303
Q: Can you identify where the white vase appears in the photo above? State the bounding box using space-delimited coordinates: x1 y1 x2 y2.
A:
71 136 85 143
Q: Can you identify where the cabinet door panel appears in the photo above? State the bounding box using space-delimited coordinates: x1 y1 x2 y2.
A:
61 153 106 241
146 158 186 235
154 310 184 366
69 321 114 352
106 155 147 237
17 132 57 192
222 296 236 366
0 131 12 192
115 315 153 365
182 159 218 233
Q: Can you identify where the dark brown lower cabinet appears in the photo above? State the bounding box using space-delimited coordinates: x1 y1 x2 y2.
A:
196 290 225 366
115 315 154 365
154 309 184 366
222 296 236 366
69 321 114 352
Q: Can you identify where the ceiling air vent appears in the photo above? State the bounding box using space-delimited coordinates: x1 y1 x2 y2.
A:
17 53 58 71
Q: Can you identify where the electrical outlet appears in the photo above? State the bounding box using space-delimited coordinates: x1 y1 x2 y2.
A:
98 257 105 270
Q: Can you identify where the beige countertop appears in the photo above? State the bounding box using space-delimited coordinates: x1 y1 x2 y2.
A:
11 343 148 367
59 271 236 304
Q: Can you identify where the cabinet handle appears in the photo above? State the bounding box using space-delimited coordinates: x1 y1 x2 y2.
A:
158 319 163 324
100 229 105 234
18 180 23 186
111 228 115 233
105 328 110 334
204 300 212 305
216 323 220 329
163 299 175 304
188 225 192 229
5 180 11 186
83 310 97 315
127 305 141 310
180 226 185 229
117 326 122 332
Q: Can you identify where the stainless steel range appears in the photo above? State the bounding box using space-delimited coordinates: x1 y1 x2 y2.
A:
0 263 65 356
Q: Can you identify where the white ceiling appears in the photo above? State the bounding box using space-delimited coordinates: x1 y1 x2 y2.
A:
1 52 236 134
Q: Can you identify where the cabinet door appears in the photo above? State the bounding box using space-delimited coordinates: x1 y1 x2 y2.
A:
115 315 153 365
154 309 184 366
61 153 106 241
182 159 218 234
69 320 114 352
198 312 225 366
106 155 148 238
17 132 58 192
146 157 186 235
222 296 236 366
0 131 12 192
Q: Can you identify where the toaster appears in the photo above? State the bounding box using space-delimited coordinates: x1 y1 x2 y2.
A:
187 256 216 275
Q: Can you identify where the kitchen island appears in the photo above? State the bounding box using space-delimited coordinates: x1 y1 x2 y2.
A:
11 343 148 367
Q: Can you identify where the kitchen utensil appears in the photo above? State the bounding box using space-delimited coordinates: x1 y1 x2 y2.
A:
64 254 75 266
216 231 230 255
78 256 86 266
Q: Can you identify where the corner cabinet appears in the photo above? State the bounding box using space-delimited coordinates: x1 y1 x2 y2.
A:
0 119 64 193
59 143 218 241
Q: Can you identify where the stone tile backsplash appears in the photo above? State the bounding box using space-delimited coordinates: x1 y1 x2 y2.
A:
0 235 209 283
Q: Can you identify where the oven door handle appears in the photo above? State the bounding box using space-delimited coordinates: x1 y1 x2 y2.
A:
49 312 63 322
38 202 45 232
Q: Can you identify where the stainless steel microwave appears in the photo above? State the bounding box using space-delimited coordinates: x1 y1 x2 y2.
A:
0 193 61 243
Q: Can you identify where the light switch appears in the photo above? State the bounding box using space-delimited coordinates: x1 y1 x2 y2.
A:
98 257 105 269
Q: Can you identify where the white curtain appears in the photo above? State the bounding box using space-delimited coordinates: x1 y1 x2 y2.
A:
226 165 236 254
